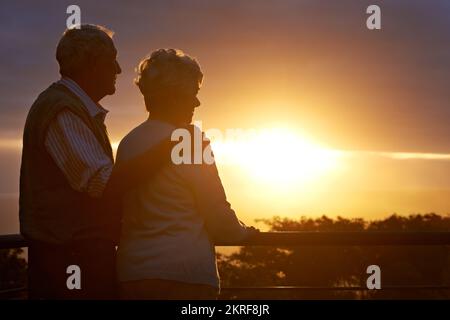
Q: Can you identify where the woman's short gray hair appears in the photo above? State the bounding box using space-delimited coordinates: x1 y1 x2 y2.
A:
56 24 115 77
135 49 203 98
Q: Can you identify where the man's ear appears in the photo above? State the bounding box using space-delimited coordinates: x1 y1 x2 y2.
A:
84 56 99 75
88 61 98 74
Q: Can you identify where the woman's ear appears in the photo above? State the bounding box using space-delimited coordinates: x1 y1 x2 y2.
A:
168 94 180 109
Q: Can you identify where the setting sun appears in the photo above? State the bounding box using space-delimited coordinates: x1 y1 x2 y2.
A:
210 127 341 188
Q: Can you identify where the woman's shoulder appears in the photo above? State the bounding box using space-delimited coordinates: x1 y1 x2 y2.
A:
117 119 175 163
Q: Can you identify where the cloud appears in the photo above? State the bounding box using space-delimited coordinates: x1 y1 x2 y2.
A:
340 150 450 161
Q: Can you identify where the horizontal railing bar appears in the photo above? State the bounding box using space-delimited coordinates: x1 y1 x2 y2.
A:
1 286 449 297
0 234 27 249
217 231 450 246
0 287 27 296
2 232 450 249
221 285 450 291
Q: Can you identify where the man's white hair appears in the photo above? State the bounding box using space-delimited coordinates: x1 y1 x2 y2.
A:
135 48 203 100
56 24 115 77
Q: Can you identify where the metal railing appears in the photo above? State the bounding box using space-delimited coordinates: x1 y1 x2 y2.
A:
1 232 450 299
3 231 450 249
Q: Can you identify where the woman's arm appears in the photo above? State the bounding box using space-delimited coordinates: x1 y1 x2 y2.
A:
183 129 258 243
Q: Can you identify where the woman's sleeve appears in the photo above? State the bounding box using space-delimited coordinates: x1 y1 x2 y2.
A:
184 153 250 243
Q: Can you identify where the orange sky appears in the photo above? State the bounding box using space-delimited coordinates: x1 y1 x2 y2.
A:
1 1 450 234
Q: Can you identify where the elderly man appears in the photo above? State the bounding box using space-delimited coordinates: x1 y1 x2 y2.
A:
20 25 174 299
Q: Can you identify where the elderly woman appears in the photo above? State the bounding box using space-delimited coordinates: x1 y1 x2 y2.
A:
116 49 257 299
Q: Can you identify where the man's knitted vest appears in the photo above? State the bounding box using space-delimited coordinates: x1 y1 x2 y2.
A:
19 83 114 244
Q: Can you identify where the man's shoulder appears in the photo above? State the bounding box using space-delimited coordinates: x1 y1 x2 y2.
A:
28 83 83 120
23 83 92 145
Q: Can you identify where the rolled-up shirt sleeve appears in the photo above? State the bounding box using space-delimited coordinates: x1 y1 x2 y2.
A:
44 110 113 198
184 153 249 243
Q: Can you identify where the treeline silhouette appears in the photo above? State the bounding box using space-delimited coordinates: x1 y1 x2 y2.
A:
217 213 450 299
0 248 26 297
1 213 449 299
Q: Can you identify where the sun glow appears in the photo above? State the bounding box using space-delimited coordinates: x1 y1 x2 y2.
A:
0 139 22 149
210 127 341 188
110 127 342 191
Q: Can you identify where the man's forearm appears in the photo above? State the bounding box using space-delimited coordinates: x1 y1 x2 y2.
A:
103 137 177 200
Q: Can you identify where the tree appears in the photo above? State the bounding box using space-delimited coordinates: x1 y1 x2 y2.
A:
218 214 450 299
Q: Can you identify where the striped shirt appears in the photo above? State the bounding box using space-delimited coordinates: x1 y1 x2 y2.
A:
44 77 113 198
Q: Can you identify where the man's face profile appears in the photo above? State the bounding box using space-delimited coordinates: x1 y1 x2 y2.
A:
91 41 122 97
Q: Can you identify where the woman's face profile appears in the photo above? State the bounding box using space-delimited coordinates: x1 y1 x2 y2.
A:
171 84 201 125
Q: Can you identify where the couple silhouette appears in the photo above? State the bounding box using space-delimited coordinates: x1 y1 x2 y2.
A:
19 24 257 300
